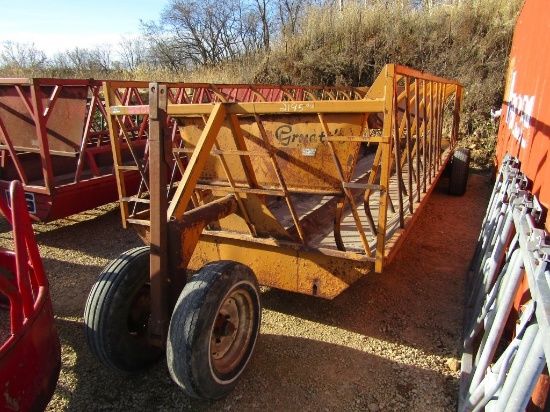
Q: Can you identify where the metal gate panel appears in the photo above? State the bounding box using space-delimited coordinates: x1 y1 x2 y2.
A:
460 155 550 411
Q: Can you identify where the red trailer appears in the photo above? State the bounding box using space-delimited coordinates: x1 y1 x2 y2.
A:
0 180 61 411
0 78 146 222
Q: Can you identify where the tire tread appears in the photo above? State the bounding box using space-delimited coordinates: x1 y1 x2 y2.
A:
167 260 261 400
449 148 470 196
84 246 161 372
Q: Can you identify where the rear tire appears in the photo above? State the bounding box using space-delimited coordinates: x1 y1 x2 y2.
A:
449 148 470 196
84 246 163 373
167 260 261 400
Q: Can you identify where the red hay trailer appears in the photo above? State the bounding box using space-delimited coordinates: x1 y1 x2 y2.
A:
0 78 143 221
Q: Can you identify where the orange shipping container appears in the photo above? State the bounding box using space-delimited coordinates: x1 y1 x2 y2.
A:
495 0 550 230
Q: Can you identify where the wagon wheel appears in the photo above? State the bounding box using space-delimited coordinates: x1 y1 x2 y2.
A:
448 148 471 196
167 260 261 400
84 246 163 372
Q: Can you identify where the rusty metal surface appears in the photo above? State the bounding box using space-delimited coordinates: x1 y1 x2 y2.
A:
0 82 87 154
103 81 362 227
187 236 370 299
147 84 170 345
495 0 550 230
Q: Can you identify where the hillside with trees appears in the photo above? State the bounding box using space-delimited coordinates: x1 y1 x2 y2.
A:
0 0 523 168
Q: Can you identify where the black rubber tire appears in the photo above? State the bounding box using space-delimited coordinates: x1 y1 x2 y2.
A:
167 260 261 400
84 246 163 373
448 148 470 196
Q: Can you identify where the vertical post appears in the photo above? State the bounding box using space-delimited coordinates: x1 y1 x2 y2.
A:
30 81 55 194
375 64 395 273
405 76 413 214
436 83 444 168
422 80 427 193
452 85 462 148
428 81 434 185
104 82 129 228
433 82 439 170
415 79 421 203
148 83 169 346
393 78 405 229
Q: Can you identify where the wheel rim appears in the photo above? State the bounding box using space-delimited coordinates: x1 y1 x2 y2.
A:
127 283 151 340
210 287 255 378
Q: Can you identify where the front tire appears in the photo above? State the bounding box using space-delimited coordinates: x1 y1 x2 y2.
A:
167 260 261 400
84 246 163 373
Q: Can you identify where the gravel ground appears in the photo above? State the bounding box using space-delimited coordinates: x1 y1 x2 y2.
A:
0 172 492 411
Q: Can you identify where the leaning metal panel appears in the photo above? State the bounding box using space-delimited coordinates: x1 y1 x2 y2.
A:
460 155 550 411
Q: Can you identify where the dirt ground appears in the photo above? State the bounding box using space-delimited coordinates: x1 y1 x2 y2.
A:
0 171 492 411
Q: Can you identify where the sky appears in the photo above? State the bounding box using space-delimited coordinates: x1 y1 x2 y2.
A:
0 0 167 56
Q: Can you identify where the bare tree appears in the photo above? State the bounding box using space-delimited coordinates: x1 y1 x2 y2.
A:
141 20 188 71
65 47 93 71
143 0 238 67
235 2 264 54
49 52 72 71
277 0 306 37
118 36 147 71
141 0 268 69
0 41 47 69
254 0 272 51
90 45 113 73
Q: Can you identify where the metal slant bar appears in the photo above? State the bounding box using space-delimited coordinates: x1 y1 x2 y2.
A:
465 176 531 335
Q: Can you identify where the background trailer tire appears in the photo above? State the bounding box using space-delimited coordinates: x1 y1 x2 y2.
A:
84 246 163 372
448 148 471 196
167 260 262 400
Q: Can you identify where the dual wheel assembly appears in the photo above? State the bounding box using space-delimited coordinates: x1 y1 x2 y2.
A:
84 247 262 399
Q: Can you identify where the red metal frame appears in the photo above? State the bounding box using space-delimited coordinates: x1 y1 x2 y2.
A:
0 180 60 411
0 78 144 221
